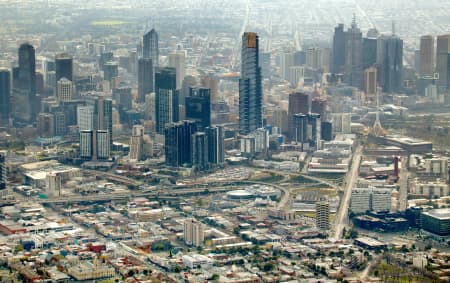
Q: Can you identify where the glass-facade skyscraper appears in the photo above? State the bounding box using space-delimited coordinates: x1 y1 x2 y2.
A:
0 70 11 125
239 32 262 135
143 29 159 67
13 43 36 123
155 67 179 134
377 35 403 93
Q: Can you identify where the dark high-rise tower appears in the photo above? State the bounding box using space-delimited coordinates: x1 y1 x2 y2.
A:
332 24 345 74
420 35 435 77
164 120 197 167
344 19 363 89
143 29 159 67
0 151 6 190
13 43 36 123
96 98 113 148
155 67 179 134
363 29 378 69
377 35 403 93
55 53 73 82
138 58 153 103
239 32 262 135
288 92 309 139
0 70 11 125
185 87 211 131
436 35 450 91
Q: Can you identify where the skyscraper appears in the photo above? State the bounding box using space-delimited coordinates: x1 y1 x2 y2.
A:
191 132 208 171
377 35 403 93
97 98 113 148
288 92 309 139
420 35 435 77
316 200 330 231
129 125 145 161
0 70 11 125
103 61 119 85
344 19 363 89
77 105 94 131
205 126 224 166
55 53 73 82
363 36 378 69
56 78 73 102
239 32 262 135
0 151 6 190
143 29 159 67
185 87 211 131
280 52 295 80
155 67 179 134
164 120 197 167
184 218 204 247
332 24 346 74
46 172 61 197
13 43 36 123
138 58 153 103
168 51 186 90
436 35 450 91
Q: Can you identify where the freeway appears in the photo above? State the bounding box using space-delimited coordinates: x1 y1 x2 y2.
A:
333 145 362 239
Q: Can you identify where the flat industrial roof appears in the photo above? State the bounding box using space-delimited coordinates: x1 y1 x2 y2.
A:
422 208 450 220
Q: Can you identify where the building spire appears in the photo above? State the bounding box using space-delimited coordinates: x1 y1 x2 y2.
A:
351 13 357 28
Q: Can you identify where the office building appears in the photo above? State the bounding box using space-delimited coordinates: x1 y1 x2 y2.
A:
103 61 119 85
421 208 450 236
168 50 186 89
0 151 6 190
321 121 333 141
129 125 145 161
79 130 94 159
377 35 403 93
184 219 204 247
287 66 305 87
77 105 94 131
97 98 113 147
239 32 263 135
311 97 327 119
144 92 155 121
205 126 224 166
0 69 10 125
113 86 132 111
363 32 378 69
54 111 66 136
155 67 179 134
420 35 435 77
316 200 330 231
436 35 450 91
332 23 346 74
56 78 73 101
288 92 309 139
351 187 391 213
280 52 295 80
331 113 352 134
79 129 110 160
185 87 211 130
13 43 36 123
364 67 377 98
99 52 114 70
55 53 73 82
96 130 110 160
138 58 153 103
259 52 271 79
344 19 363 89
143 29 159 66
37 113 55 138
46 172 61 197
306 47 324 70
191 132 208 171
201 75 219 102
164 120 197 167
291 114 308 143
